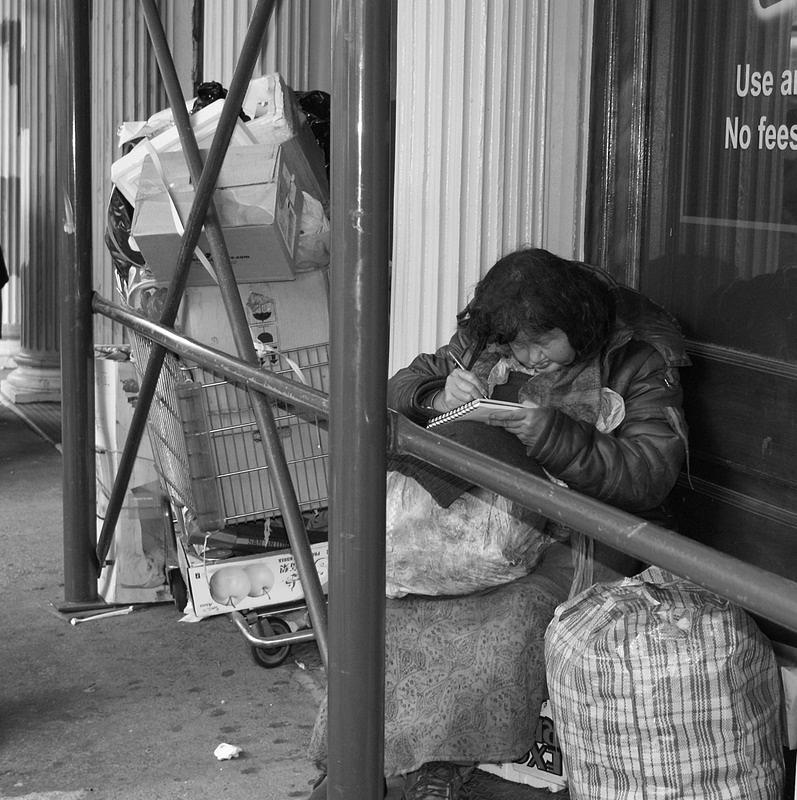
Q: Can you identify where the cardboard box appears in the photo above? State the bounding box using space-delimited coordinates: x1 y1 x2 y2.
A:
478 700 568 792
95 351 173 604
175 535 329 619
177 267 330 355
131 141 309 286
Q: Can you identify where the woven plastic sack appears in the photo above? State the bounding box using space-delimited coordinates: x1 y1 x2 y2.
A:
544 565 784 799
385 471 556 598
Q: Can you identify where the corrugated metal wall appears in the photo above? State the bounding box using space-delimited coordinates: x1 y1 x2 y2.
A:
388 0 593 372
203 0 331 92
92 1 192 344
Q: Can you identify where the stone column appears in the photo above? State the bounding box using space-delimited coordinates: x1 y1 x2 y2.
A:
1 0 60 402
0 0 59 401
0 0 22 365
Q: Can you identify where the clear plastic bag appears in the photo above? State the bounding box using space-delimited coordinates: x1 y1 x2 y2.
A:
385 471 556 598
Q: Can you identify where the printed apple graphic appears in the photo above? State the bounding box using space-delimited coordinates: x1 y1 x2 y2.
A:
209 566 251 606
245 562 275 598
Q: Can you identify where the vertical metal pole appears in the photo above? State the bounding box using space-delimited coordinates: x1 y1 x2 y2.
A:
56 0 98 603
327 1 391 797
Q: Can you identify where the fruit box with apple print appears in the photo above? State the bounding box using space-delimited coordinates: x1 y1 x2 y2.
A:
175 534 328 619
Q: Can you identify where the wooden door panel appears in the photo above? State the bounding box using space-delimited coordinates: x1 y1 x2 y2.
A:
682 351 797 490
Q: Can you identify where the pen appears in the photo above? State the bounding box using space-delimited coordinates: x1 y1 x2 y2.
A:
449 352 469 371
449 352 487 398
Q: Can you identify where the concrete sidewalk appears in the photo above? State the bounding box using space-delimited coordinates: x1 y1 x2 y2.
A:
0 395 327 800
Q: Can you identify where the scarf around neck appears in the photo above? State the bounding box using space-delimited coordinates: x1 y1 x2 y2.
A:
472 350 604 425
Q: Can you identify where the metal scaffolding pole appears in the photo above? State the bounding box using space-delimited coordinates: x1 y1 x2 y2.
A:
57 0 97 606
326 0 392 797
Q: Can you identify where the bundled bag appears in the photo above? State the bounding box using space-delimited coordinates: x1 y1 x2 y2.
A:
544 565 784 799
385 470 556 598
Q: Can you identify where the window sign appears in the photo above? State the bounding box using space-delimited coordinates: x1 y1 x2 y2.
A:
642 0 797 361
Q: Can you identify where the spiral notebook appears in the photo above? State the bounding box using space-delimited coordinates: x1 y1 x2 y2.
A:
427 398 525 429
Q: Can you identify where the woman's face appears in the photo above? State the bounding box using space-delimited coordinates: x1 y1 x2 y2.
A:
508 328 576 374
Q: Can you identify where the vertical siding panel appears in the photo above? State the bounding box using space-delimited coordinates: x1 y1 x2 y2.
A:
439 4 466 327
457 1 489 309
424 0 447 344
203 0 254 86
544 0 593 255
478 1 507 270
390 1 426 357
389 0 592 373
203 0 330 92
93 2 192 344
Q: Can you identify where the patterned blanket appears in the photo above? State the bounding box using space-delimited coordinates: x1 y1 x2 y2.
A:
308 542 574 776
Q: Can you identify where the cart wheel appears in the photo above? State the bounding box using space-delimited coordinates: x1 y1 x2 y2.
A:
250 616 291 668
168 568 188 613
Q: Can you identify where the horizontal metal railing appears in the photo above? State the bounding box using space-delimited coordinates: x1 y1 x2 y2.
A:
93 295 329 418
93 293 797 638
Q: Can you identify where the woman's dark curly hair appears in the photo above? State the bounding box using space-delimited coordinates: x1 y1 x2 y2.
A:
457 248 615 360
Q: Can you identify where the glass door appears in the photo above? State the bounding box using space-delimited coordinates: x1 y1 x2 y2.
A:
588 0 797 643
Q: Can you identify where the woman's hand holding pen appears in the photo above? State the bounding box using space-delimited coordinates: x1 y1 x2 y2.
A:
436 352 488 411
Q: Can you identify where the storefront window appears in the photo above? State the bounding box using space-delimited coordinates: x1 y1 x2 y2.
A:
641 0 797 362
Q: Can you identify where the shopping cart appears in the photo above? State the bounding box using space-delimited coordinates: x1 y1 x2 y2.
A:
129 332 329 667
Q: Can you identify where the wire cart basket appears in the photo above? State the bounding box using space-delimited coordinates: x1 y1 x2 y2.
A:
129 334 329 524
128 331 329 666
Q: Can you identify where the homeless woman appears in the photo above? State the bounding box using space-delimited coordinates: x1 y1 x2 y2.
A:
307 247 690 800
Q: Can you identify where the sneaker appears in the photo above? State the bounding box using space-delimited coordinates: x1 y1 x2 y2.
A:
402 761 476 799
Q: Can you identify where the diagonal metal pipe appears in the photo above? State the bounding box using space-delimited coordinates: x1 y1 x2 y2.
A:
98 0 329 666
142 0 329 663
95 0 275 569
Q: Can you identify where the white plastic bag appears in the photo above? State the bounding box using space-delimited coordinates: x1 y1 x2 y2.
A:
385 472 555 598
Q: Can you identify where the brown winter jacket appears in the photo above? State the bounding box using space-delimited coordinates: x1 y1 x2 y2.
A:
387 277 690 519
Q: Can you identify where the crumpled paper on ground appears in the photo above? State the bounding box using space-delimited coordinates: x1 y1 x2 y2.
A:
214 742 242 761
